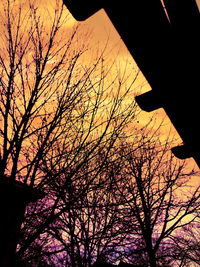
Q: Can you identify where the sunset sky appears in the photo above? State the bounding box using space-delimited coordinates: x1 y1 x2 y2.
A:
0 2 199 265
62 3 200 171
0 0 199 175
65 2 200 187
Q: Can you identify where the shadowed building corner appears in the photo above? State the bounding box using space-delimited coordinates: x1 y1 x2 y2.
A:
0 176 44 267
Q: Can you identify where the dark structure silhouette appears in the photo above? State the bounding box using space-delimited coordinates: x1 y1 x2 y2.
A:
0 176 43 266
64 2 200 167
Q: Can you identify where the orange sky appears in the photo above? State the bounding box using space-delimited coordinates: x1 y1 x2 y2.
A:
63 4 200 179
197 0 200 10
0 0 199 179
70 9 180 137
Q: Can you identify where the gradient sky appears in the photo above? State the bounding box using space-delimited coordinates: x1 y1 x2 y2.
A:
0 0 199 179
65 3 200 178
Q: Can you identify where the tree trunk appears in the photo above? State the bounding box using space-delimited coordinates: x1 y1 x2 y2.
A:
149 252 157 267
145 231 157 267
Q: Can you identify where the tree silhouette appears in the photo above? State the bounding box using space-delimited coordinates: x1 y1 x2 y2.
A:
113 135 200 266
0 0 138 265
1 1 200 266
16 125 200 266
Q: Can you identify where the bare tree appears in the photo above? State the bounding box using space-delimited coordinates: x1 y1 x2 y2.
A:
167 214 200 266
15 105 200 266
0 0 85 263
16 133 137 266
0 0 138 189
52 151 132 266
3 2 199 266
0 0 84 185
0 0 139 264
113 134 200 267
